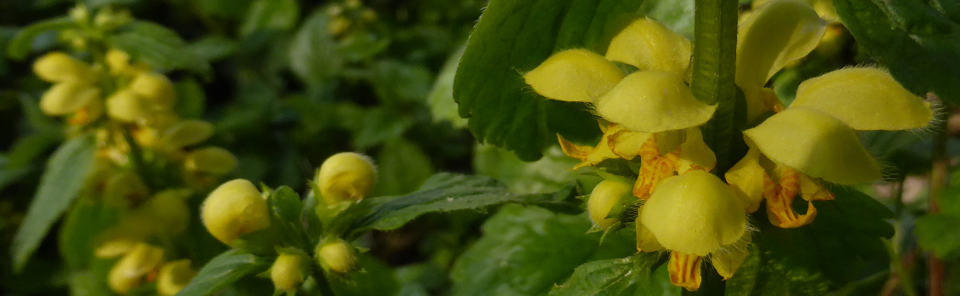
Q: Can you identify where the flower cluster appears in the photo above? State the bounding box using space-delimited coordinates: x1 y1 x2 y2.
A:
524 0 933 291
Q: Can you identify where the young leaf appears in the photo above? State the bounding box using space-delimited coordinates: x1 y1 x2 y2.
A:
915 213 960 260
107 21 211 75
268 186 307 249
835 0 960 103
11 134 96 272
288 11 342 85
58 198 120 269
549 253 677 296
7 16 76 60
176 249 270 296
453 0 694 160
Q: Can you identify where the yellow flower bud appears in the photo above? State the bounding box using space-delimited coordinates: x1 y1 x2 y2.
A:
791 67 932 131
142 190 191 235
129 72 176 109
595 71 716 133
107 49 149 76
605 17 691 75
316 239 357 273
184 147 238 175
39 82 100 116
523 49 625 102
315 152 377 205
32 52 92 83
587 179 631 229
743 107 882 184
106 89 151 123
156 260 196 296
201 179 270 246
271 253 308 292
160 120 215 149
108 243 165 294
640 171 746 256
95 237 139 258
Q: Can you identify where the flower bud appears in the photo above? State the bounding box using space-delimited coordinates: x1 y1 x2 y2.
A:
185 147 238 175
142 190 191 235
201 179 270 246
129 72 176 109
39 82 100 116
587 179 631 229
95 237 139 258
156 259 196 296
33 52 92 83
108 243 164 294
160 120 215 149
315 152 377 205
106 89 151 123
316 239 356 273
271 252 308 292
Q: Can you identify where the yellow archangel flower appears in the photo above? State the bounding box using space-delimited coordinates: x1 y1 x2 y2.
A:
726 1 933 228
201 179 271 246
108 242 165 294
33 52 104 124
156 259 196 296
523 17 717 198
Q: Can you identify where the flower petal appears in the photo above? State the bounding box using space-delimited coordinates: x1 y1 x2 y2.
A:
605 17 691 75
607 128 652 160
523 49 624 102
675 128 716 173
595 71 716 133
668 251 702 291
724 148 767 212
791 67 933 131
40 82 100 116
764 167 818 228
636 216 664 252
744 107 882 184
557 132 618 169
711 235 751 280
736 0 825 120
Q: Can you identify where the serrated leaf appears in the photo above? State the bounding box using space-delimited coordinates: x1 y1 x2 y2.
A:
177 249 270 296
239 0 299 36
11 134 96 271
915 213 960 260
107 21 211 75
835 0 960 103
334 173 580 237
7 16 76 60
549 253 678 296
453 0 694 160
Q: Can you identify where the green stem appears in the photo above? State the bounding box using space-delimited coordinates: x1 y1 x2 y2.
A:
692 0 741 175
928 96 948 296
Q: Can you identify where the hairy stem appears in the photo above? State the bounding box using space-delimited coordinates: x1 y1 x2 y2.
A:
692 0 740 175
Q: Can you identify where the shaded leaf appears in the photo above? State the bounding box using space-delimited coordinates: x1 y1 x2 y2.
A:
549 253 677 296
915 213 960 260
375 138 434 196
239 0 300 36
7 17 75 60
176 249 270 296
107 21 211 74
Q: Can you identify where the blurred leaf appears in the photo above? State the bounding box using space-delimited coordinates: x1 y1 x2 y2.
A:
449 204 630 296
19 95 61 136
835 0 960 102
288 11 342 85
58 198 120 269
375 138 434 196
7 16 76 60
188 36 238 62
175 78 206 118
239 0 299 36
915 213 960 260
337 33 390 61
474 145 579 194
334 173 580 237
369 60 433 104
68 259 114 296
351 107 416 149
267 186 307 249
12 133 96 271
549 253 678 296
2 133 58 188
453 0 694 160
427 45 468 128
177 249 270 296
82 0 138 8
107 21 211 75
327 254 400 296
196 0 254 20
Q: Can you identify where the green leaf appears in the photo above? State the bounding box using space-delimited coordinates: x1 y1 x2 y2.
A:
82 0 138 8
351 107 416 149
915 213 960 260
336 173 580 237
58 198 120 269
267 186 307 249
375 138 434 196
473 145 580 194
549 254 678 296
107 21 211 75
7 16 76 60
288 11 342 85
177 249 270 296
835 0 960 103
453 0 694 160
11 134 96 272
369 60 434 105
188 35 238 62
427 45 468 128
175 78 207 118
239 0 300 36
450 204 632 296
326 254 400 296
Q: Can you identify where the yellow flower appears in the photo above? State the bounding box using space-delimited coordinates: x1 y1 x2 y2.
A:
201 179 271 246
637 171 750 291
108 243 165 294
106 49 150 77
184 146 238 175
159 120 215 149
129 72 177 110
316 239 357 273
33 52 93 83
271 252 308 292
156 260 196 296
315 152 377 205
39 82 100 116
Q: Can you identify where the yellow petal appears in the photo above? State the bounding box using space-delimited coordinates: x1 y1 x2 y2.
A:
711 235 751 280
668 251 702 291
813 0 839 23
764 166 819 228
724 148 767 212
558 131 620 169
129 72 177 109
744 107 882 184
160 120 215 149
737 0 825 120
791 67 932 130
141 190 191 235
523 49 624 102
33 52 93 83
636 207 664 252
157 260 195 296
799 173 834 201
271 253 307 292
605 17 691 75
185 147 238 175
595 71 716 133
674 128 716 173
40 82 100 116
640 171 746 256
106 89 151 123
95 237 139 258
202 179 270 246
588 179 631 229
108 243 165 294
607 126 653 160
